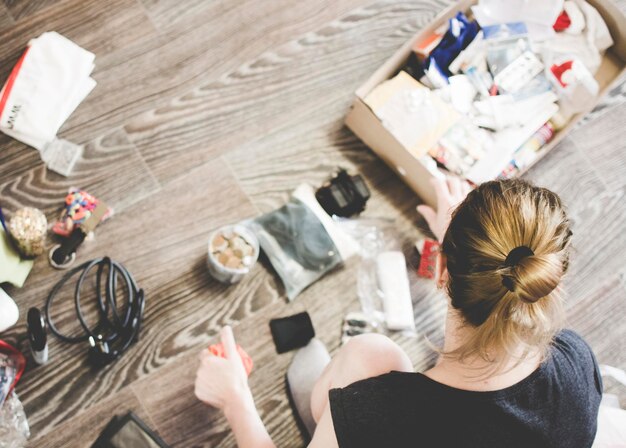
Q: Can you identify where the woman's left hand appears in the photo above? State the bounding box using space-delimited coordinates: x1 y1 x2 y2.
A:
195 326 252 412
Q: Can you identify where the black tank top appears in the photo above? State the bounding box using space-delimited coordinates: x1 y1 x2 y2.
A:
329 330 602 448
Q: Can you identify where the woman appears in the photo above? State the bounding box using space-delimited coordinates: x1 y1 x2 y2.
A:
195 178 603 447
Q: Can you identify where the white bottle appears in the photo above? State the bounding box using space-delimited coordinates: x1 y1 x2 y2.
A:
0 288 19 332
375 251 416 332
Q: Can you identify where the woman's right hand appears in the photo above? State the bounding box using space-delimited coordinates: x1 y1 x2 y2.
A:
195 326 252 413
416 176 471 242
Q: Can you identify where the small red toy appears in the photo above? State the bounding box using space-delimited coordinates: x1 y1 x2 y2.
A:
208 343 254 376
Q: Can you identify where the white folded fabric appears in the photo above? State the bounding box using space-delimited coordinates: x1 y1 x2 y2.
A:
0 32 96 150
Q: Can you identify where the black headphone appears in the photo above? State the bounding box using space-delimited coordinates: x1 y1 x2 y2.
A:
45 257 145 367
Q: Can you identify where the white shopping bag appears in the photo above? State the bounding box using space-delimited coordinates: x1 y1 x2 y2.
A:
0 32 96 150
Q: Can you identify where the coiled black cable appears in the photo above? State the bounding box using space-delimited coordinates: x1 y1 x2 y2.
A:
45 257 144 365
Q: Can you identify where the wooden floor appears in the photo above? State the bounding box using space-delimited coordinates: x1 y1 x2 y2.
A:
0 0 625 446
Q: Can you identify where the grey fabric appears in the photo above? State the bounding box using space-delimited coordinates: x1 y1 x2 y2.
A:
329 330 603 448
287 338 331 437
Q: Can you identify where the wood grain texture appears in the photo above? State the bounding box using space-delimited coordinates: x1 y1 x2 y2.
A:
572 101 626 191
26 387 158 448
568 275 626 407
0 0 156 78
0 128 160 218
125 0 452 183
3 0 61 21
0 2 13 31
0 0 623 446
58 0 379 144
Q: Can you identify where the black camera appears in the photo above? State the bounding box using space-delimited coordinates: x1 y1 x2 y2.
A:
315 169 370 218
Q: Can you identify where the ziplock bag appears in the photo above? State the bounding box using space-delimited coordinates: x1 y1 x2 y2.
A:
246 184 359 300
0 342 25 406
0 341 29 448
336 218 417 335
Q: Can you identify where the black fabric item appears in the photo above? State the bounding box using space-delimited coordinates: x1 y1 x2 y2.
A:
329 330 602 448
269 312 315 354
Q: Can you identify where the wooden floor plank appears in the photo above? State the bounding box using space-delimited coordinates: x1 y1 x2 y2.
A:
0 0 156 78
0 128 160 220
567 275 626 406
26 387 157 448
125 0 452 183
571 102 626 191
3 0 62 21
0 134 42 182
55 0 380 144
0 2 13 31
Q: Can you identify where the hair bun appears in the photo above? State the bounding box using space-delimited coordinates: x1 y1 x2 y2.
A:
505 253 563 303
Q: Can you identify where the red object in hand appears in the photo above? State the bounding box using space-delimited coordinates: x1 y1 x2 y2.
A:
208 343 254 376
416 239 440 279
553 10 571 31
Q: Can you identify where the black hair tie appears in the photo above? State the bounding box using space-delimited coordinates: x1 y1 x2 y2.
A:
504 246 534 267
502 246 534 292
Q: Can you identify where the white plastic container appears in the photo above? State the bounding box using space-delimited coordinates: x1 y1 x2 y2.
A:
207 224 260 284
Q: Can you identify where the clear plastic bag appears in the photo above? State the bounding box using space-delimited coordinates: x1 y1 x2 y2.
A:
336 218 417 336
246 184 359 301
0 393 30 448
248 199 342 301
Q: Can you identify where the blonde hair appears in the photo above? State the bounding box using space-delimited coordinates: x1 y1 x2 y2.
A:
441 179 572 370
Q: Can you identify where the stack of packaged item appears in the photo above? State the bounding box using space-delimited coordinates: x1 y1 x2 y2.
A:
363 0 613 183
0 32 96 177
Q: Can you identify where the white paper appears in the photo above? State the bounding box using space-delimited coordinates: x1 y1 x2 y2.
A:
0 32 96 150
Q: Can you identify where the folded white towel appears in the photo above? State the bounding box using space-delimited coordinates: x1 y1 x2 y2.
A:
0 32 96 151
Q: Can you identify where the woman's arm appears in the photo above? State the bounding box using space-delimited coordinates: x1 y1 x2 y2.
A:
223 392 275 448
195 326 276 448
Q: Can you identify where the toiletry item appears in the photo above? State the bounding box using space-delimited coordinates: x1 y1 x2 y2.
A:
376 251 415 332
415 239 441 279
27 308 48 365
8 207 47 257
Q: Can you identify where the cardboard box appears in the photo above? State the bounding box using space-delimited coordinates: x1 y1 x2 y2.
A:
345 0 626 207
